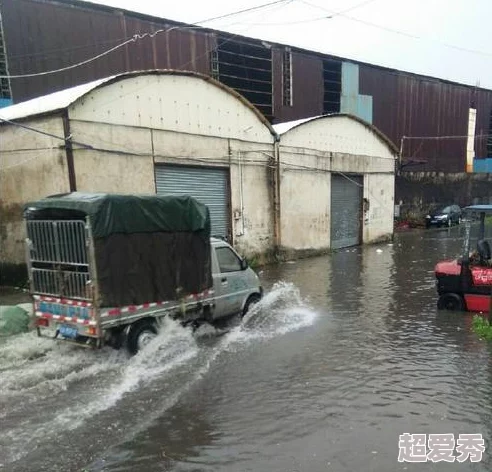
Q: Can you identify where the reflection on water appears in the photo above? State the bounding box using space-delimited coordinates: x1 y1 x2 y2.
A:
3 226 492 472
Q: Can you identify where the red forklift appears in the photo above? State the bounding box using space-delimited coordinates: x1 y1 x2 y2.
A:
435 205 492 312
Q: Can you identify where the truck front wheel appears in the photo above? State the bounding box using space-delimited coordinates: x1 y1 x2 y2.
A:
126 320 158 355
437 293 465 311
242 294 261 318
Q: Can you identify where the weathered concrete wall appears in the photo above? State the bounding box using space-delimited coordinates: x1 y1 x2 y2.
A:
0 115 69 264
70 121 155 193
363 173 395 243
279 148 331 251
396 172 492 216
229 140 274 258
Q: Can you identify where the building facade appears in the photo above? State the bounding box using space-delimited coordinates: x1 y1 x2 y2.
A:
0 71 397 274
1 0 492 177
274 115 397 255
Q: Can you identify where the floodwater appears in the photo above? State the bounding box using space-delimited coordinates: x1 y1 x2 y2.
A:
1 226 492 471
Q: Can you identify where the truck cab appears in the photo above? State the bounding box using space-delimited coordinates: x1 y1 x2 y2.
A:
211 238 263 320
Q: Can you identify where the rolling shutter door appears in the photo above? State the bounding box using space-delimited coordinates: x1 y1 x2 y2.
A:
330 174 363 249
155 165 229 238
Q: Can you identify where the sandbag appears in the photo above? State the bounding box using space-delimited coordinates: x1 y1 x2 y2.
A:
0 306 31 336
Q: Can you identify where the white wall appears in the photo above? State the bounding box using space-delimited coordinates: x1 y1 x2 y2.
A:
363 173 395 243
70 120 155 193
68 74 273 144
279 115 395 159
279 148 331 250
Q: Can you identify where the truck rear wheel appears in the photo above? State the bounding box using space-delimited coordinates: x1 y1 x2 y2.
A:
126 319 158 355
437 293 464 311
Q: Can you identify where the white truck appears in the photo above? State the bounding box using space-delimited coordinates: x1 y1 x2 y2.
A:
24 192 263 354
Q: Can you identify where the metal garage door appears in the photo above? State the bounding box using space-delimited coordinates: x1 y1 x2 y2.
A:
155 165 229 238
330 174 363 250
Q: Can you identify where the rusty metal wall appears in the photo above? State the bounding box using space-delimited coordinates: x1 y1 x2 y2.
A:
472 89 492 159
1 0 213 103
272 48 324 123
359 64 492 173
4 0 492 175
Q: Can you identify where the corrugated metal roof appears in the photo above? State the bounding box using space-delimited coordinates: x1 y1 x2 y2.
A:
0 77 113 121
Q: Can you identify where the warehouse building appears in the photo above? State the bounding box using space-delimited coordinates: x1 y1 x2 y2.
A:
1 0 492 181
0 71 276 266
274 115 397 254
0 71 397 274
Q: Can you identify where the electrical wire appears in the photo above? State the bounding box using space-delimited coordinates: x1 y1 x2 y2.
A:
0 120 394 175
402 134 492 141
0 117 93 148
7 37 129 62
296 0 492 58
213 0 379 27
0 0 292 80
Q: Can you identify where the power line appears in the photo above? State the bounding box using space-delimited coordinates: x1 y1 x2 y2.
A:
0 0 292 80
328 0 381 17
297 0 492 58
1 114 393 175
190 0 292 25
220 0 379 26
7 37 128 62
0 117 93 148
402 134 492 141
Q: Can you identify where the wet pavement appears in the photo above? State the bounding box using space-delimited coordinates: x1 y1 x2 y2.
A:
1 226 492 471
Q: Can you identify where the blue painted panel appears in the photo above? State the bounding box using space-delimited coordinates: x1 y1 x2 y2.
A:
0 98 13 109
473 158 492 173
357 95 373 124
340 62 374 124
341 62 359 96
340 94 358 116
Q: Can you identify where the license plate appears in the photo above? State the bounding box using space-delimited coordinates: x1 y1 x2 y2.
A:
59 325 78 339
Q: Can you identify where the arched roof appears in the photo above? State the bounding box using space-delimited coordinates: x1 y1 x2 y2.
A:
273 113 398 155
0 69 276 136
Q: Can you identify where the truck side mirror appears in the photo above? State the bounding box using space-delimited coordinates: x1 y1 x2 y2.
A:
240 259 249 270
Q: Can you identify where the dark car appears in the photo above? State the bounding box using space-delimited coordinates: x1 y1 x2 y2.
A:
425 205 462 228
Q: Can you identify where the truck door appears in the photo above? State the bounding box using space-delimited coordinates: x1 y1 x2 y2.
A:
212 244 245 318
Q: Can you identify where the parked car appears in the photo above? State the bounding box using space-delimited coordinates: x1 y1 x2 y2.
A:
425 205 462 228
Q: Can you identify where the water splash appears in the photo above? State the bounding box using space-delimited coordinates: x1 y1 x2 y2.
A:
0 281 316 467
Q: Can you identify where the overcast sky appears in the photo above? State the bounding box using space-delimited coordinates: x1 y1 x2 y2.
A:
80 0 491 89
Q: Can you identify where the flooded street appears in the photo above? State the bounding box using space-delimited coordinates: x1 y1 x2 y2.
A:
1 226 492 471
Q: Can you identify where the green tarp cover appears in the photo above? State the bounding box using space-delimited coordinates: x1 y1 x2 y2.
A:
24 192 211 239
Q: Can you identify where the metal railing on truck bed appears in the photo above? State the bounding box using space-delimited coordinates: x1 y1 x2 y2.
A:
26 220 91 301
